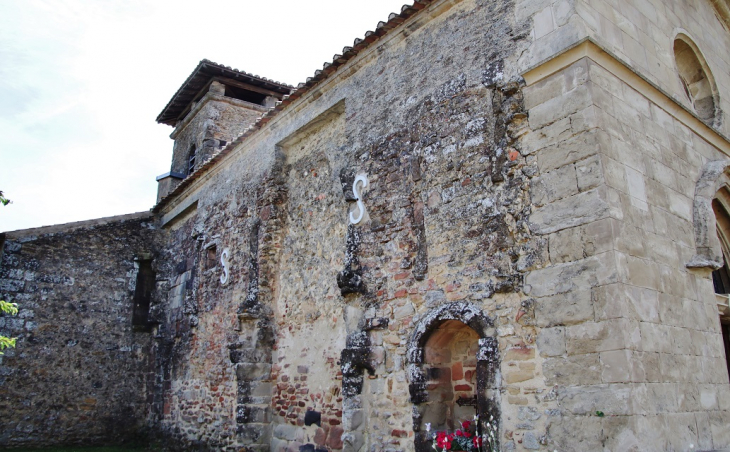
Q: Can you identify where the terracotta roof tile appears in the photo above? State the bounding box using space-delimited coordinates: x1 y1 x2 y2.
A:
156 60 293 126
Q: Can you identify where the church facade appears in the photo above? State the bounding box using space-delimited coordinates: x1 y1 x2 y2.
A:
2 0 730 451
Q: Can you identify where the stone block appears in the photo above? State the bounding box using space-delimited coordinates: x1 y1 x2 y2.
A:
533 6 555 39
633 414 670 450
659 354 688 383
558 383 634 415
547 228 582 264
504 362 536 384
674 383 700 413
593 283 659 323
543 354 600 386
523 59 589 110
535 129 601 174
529 187 610 234
341 431 364 452
602 155 629 194
634 351 662 383
617 252 661 290
251 381 272 397
239 423 272 443
546 415 603 451
694 411 713 451
717 384 730 410
614 222 647 259
273 423 299 441
657 293 686 328
643 383 679 413
535 289 594 327
664 413 700 452
526 251 617 298
699 384 719 410
600 415 641 451
236 363 272 381
659 267 695 301
575 154 603 191
644 232 680 268
599 349 633 383
536 326 566 357
520 116 572 155
638 322 673 353
710 411 730 448
565 318 641 354
530 163 578 206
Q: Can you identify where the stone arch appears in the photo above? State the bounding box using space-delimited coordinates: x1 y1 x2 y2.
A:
406 302 499 451
672 32 721 126
687 160 730 269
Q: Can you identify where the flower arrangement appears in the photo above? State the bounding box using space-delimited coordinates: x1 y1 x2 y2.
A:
427 415 497 452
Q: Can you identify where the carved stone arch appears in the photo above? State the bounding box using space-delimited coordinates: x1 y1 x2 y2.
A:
406 301 499 451
687 160 730 269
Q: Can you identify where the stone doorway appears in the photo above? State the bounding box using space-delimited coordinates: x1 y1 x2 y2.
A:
407 302 499 452
421 320 479 432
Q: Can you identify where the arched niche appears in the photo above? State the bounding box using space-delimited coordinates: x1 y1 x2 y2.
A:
406 302 499 451
673 33 721 126
687 159 730 382
687 160 730 270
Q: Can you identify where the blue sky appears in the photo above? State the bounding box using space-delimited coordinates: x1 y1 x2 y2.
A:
0 0 407 231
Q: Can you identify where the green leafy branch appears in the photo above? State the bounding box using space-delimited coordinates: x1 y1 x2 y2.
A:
0 301 17 354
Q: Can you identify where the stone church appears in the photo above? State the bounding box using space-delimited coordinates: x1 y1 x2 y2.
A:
2 0 730 450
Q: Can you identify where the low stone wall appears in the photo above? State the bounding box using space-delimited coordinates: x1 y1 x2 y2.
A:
0 213 158 448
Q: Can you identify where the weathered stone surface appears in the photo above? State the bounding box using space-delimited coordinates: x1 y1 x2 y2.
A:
0 215 157 448
525 251 617 298
529 187 611 234
4 0 730 451
542 353 600 386
536 326 566 357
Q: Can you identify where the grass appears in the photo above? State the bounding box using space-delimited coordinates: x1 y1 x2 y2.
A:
8 447 156 452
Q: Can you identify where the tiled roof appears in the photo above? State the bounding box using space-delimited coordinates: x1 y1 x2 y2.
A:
156 60 294 126
153 0 435 212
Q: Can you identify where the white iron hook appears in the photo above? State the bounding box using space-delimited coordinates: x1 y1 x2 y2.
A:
349 174 368 224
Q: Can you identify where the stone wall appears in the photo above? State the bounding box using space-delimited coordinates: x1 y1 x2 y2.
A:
2 0 730 451
0 213 158 448
577 0 730 135
150 0 540 450
517 0 730 136
522 51 730 450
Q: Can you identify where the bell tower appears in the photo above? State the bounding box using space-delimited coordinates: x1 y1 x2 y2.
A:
155 60 292 202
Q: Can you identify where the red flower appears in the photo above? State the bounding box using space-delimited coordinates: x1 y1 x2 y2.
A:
472 436 483 448
436 432 452 450
461 420 471 430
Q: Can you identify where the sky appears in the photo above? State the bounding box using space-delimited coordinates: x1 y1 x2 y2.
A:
0 0 408 232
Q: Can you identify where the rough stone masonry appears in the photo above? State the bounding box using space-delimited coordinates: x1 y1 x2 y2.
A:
3 0 730 451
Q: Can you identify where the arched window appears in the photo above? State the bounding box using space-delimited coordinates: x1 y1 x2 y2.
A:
673 34 720 125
